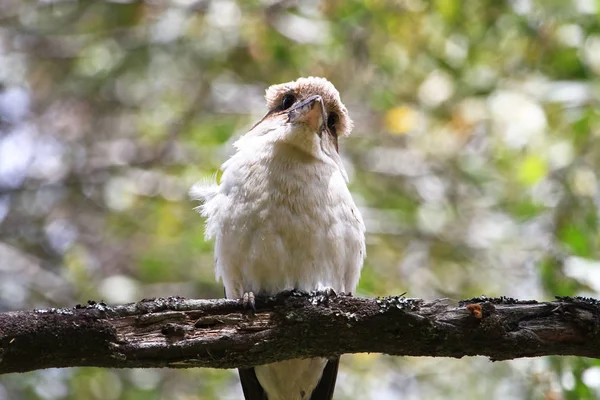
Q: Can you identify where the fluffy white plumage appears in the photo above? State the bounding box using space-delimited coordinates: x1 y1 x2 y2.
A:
191 77 365 400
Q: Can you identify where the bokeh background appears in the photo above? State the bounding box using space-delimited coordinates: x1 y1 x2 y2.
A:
1 0 600 399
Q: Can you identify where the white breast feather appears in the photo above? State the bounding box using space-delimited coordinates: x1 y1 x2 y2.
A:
192 120 365 400
195 124 365 298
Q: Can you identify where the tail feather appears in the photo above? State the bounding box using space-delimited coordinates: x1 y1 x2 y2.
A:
238 358 339 400
309 358 339 400
239 368 268 400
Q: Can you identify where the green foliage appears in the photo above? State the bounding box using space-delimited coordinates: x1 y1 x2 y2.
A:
0 0 599 399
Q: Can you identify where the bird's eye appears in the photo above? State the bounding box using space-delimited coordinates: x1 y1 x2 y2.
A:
327 112 339 131
282 94 295 110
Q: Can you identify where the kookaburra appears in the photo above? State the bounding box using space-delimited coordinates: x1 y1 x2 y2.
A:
191 77 366 400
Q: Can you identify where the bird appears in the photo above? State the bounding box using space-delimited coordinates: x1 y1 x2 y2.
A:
191 76 366 400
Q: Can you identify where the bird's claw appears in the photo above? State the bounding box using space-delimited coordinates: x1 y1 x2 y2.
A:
275 289 310 300
310 287 337 305
242 291 256 315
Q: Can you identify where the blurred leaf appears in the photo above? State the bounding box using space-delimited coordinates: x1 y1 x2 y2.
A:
435 0 460 22
517 155 548 186
558 223 591 258
186 117 241 146
507 199 545 220
385 106 418 134
539 258 579 295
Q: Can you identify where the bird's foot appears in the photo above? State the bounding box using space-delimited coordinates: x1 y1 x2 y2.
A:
310 287 337 305
242 291 256 315
278 288 310 298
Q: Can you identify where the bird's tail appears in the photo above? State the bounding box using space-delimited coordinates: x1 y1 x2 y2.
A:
239 368 268 400
310 358 339 400
238 359 340 400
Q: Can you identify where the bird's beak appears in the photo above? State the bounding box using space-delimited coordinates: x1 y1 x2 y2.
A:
287 95 327 134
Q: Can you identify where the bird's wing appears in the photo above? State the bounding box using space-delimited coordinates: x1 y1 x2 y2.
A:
309 358 340 400
239 368 268 400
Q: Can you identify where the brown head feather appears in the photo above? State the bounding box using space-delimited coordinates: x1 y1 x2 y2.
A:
265 77 353 138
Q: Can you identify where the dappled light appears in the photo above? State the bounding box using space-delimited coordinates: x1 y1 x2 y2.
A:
1 0 599 399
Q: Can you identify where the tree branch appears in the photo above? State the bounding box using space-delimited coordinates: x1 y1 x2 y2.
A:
1 293 599 374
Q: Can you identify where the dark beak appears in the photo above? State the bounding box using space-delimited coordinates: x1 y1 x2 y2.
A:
287 95 327 134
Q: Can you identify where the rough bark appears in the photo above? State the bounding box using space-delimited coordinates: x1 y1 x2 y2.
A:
1 293 599 374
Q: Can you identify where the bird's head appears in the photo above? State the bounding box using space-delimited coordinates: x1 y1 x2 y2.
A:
237 77 353 161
